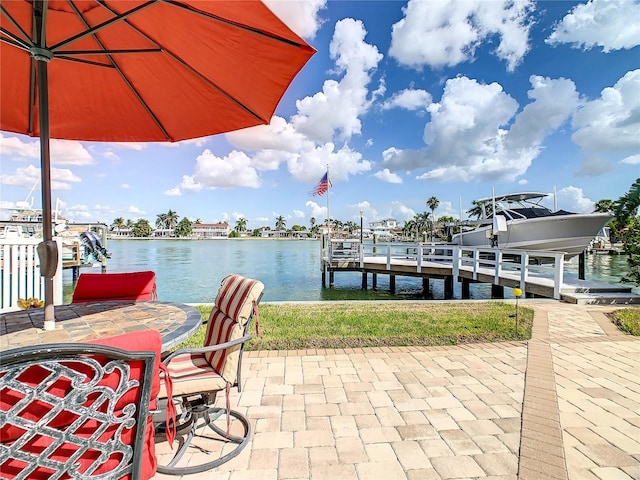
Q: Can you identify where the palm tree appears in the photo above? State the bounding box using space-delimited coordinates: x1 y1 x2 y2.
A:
403 219 416 240
235 217 248 233
165 210 179 229
594 199 614 214
111 217 125 230
275 215 286 231
414 211 430 241
156 213 167 229
344 221 358 236
467 200 491 219
426 196 439 242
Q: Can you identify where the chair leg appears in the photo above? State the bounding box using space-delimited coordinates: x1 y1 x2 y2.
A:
155 399 251 476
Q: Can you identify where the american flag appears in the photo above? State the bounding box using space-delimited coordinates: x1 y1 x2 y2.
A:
310 172 331 196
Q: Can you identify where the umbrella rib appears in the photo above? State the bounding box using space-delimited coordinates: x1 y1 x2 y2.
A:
56 48 162 55
164 0 307 48
0 31 31 51
64 0 171 140
48 0 158 52
0 6 33 48
55 55 116 68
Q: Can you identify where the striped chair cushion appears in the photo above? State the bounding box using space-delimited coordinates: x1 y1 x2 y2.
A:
213 274 264 328
159 353 227 398
203 310 245 384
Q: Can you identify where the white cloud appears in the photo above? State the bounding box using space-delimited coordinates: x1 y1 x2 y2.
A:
388 201 416 222
263 0 327 39
121 184 130 189
305 200 328 221
109 142 147 151
556 186 595 213
352 201 377 225
226 116 309 153
0 135 93 166
164 187 182 196
373 168 403 184
547 0 640 52
0 133 40 158
0 164 81 190
103 150 119 160
382 89 432 111
287 143 371 184
621 154 640 164
572 69 640 174
126 206 145 215
291 18 383 143
177 175 203 193
383 75 582 183
389 0 534 72
507 75 580 150
65 204 92 222
293 209 306 219
174 150 261 194
221 17 379 187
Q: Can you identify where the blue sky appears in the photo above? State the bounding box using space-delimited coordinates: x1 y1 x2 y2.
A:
1 0 639 230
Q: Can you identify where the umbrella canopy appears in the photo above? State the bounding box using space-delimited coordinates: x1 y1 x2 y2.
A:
0 0 315 327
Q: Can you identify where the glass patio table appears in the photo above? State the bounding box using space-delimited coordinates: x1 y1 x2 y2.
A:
0 301 202 352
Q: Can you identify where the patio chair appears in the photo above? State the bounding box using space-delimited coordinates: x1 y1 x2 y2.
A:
0 330 163 480
71 270 158 303
155 274 264 475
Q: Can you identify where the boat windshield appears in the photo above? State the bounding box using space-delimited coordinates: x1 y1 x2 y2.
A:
499 205 554 220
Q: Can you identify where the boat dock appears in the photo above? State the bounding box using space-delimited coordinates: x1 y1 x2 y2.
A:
321 239 639 305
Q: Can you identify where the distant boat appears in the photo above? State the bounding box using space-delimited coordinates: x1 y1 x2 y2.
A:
450 192 612 259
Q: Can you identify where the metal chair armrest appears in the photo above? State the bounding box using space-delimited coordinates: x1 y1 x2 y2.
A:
163 334 252 364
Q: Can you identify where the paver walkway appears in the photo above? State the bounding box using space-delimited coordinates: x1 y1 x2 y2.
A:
153 302 640 480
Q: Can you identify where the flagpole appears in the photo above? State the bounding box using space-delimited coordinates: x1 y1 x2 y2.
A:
326 164 331 245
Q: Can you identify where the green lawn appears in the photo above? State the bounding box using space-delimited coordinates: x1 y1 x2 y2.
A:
179 301 534 351
610 308 640 336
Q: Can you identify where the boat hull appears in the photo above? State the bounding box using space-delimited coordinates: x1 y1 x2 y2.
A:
452 213 612 258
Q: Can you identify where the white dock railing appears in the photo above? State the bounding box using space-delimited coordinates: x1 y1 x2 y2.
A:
0 238 64 313
327 240 566 299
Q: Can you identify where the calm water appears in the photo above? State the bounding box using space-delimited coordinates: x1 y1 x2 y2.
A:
62 239 637 303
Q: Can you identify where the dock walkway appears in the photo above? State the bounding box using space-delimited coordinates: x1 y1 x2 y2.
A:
322 241 639 305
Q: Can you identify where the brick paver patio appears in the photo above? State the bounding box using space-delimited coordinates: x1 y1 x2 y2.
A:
153 301 640 480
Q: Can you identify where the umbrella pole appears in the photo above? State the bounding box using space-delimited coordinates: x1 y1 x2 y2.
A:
34 1 56 329
37 58 56 329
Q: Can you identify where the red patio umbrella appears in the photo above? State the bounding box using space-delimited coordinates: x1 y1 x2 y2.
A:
0 0 315 328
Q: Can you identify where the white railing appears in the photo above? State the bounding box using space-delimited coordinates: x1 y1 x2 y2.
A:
327 240 566 299
0 238 64 313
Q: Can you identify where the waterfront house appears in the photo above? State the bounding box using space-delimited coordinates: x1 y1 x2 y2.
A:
192 223 230 239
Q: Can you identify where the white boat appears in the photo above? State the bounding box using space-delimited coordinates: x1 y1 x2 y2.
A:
450 192 612 258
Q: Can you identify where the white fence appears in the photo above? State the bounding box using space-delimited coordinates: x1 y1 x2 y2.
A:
0 238 64 312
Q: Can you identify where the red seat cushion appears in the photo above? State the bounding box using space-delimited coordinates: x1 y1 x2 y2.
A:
71 271 157 303
0 331 162 480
